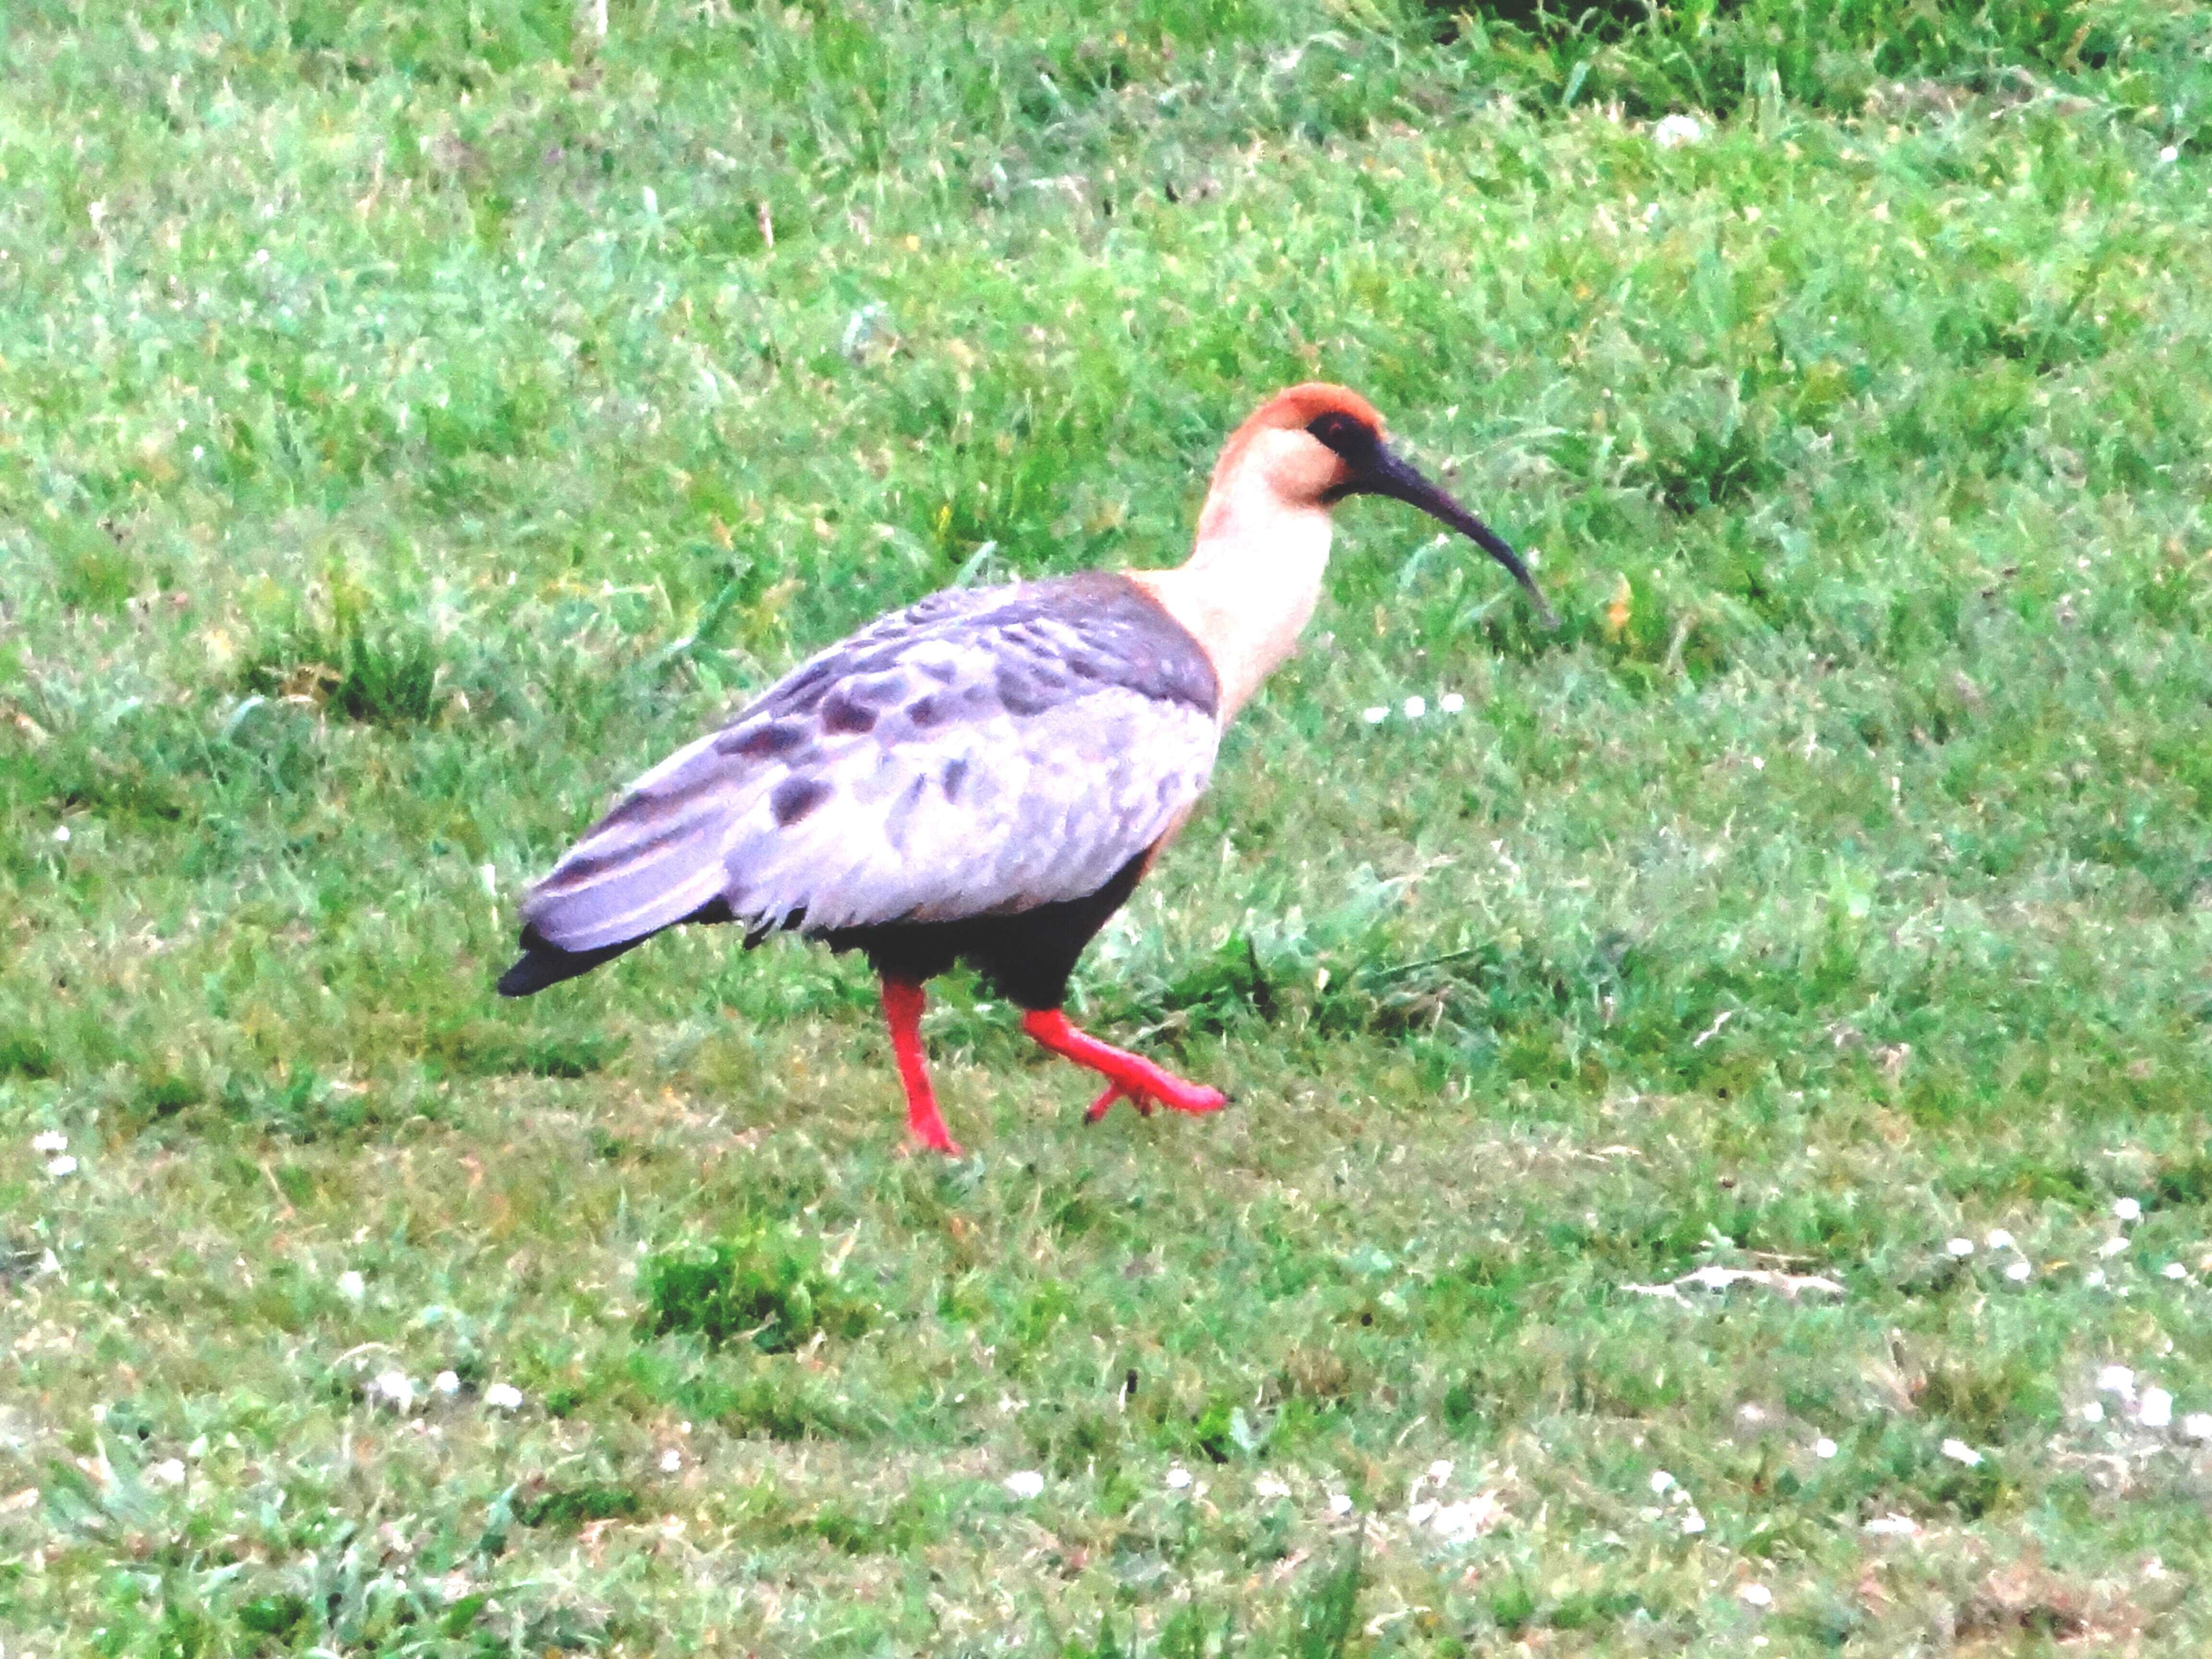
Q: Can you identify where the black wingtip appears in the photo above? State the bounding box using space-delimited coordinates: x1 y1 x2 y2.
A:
495 958 534 997
496 951 571 997
494 899 743 998
494 930 641 997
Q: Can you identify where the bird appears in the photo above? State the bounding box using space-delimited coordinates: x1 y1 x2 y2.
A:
497 384 1554 1154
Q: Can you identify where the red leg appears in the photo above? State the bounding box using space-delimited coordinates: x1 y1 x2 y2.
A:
880 978 961 1155
1020 1010 1226 1124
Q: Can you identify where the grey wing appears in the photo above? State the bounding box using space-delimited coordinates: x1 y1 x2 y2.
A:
517 584 1220 952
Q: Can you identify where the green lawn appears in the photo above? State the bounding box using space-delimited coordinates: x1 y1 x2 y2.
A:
4 0 2212 1652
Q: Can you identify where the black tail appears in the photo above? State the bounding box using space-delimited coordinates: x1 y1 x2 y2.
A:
495 929 650 997
494 898 745 997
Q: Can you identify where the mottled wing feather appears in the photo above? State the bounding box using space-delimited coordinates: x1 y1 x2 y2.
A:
519 576 1220 954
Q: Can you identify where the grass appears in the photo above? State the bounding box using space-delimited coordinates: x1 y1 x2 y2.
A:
3 0 2212 1651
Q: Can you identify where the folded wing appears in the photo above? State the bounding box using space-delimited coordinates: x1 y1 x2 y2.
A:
512 576 1221 963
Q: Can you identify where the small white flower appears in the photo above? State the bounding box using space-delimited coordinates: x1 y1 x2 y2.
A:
433 1370 460 1396
1946 1237 1974 1257
1402 695 1427 721
2081 1401 2104 1423
1679 1509 1705 1535
2164 1262 2188 1281
642 185 659 216
52 825 71 844
1431 1495 1505 1541
46 1155 77 1178
1004 1469 1044 1500
2114 1197 2143 1223
1165 1466 1192 1490
478 863 498 898
2159 144 2180 165
1863 1513 1918 1536
2141 1388 2174 1428
1649 1469 1675 1495
372 1370 414 1411
2098 1236 2129 1258
2097 1365 2137 1396
484 1382 524 1411
1814 1437 1838 1460
2184 1413 2212 1441
1361 706 1388 725
186 1436 207 1460
661 1448 683 1474
1940 1439 1983 1467
2005 1261 2032 1282
1427 1459 1455 1484
1328 1492 1353 1515
1653 113 1705 150
1985 1228 2015 1251
1254 1474 1290 1499
147 1458 186 1488
2087 1269 2108 1287
1738 1583 1773 1608
31 1131 66 1154
1438 692 1465 715
337 1270 366 1302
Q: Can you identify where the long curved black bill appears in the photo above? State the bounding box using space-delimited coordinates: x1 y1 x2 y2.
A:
1359 447 1559 630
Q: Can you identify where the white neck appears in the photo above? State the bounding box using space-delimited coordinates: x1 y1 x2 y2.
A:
1130 437 1335 722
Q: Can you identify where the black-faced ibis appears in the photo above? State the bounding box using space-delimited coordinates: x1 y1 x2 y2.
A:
499 385 1553 1152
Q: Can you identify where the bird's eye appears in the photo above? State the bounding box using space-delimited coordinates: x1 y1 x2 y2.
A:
1306 411 1373 457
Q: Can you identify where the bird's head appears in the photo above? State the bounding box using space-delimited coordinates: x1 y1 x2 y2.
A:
1213 383 1558 629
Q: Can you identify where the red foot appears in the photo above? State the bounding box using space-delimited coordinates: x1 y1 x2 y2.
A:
881 979 962 1155
1084 1082 1150 1124
1021 1010 1227 1124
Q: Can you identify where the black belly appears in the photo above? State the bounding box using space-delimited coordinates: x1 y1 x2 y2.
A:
819 849 1150 1010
